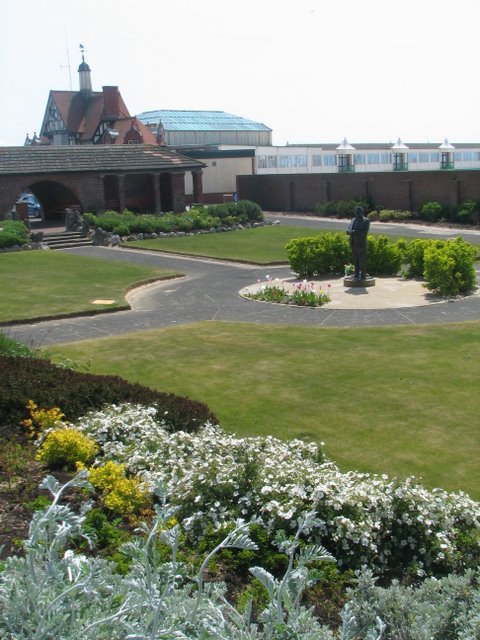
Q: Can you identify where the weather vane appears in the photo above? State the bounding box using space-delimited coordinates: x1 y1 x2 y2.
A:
79 43 87 62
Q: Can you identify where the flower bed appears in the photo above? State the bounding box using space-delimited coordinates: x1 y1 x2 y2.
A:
243 276 332 307
67 403 480 579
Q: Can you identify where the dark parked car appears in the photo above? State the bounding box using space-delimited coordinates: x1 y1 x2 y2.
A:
17 193 42 217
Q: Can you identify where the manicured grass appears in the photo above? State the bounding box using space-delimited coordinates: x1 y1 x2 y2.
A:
122 225 320 263
0 251 180 323
48 320 480 500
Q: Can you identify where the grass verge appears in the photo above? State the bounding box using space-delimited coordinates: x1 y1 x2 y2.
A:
121 225 322 263
47 320 480 500
0 251 180 323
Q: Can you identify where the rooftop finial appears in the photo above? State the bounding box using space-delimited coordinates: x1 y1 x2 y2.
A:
79 43 86 62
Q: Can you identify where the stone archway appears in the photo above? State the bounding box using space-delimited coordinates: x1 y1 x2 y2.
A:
26 180 82 223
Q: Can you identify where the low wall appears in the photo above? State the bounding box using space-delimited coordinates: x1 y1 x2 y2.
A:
237 170 480 212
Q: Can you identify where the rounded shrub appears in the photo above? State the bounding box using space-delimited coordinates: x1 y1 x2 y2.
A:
233 199 263 222
455 200 480 224
88 461 151 517
0 232 25 249
403 238 446 278
285 232 351 277
36 427 98 469
0 221 30 248
419 201 444 222
366 235 403 276
423 237 477 295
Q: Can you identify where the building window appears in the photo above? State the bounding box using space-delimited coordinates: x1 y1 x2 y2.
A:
312 155 322 166
354 153 366 164
293 155 307 167
419 152 429 163
323 154 336 166
367 153 380 164
429 152 440 162
408 152 418 163
279 155 291 168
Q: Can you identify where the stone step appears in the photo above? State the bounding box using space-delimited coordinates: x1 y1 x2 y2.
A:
42 231 92 250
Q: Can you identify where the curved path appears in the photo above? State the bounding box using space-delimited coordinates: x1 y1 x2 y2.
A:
5 217 480 347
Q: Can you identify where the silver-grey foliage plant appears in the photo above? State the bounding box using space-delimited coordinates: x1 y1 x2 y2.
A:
0 473 386 639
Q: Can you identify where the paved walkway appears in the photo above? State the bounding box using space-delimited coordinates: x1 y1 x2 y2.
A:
5 234 480 346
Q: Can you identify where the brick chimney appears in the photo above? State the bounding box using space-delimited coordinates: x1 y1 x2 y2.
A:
102 86 120 118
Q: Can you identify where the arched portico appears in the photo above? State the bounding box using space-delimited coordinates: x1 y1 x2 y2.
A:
0 145 205 223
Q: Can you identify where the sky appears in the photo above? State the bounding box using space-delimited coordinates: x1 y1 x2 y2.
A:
1 0 480 147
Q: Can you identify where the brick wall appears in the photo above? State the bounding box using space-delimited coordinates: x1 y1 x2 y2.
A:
237 170 480 212
0 170 188 219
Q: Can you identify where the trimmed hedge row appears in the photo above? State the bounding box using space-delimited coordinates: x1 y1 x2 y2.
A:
1 355 217 435
84 201 263 236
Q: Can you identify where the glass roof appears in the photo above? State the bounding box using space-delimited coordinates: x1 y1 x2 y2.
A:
137 110 271 132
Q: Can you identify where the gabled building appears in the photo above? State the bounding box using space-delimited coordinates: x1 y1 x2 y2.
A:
31 55 157 147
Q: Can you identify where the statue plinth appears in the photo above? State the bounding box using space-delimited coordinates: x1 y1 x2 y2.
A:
344 275 376 288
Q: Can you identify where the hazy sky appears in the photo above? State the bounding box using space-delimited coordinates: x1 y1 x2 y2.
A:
1 0 479 147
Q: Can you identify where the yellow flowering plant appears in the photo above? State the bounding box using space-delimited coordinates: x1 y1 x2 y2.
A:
22 400 65 440
87 461 152 522
36 428 98 470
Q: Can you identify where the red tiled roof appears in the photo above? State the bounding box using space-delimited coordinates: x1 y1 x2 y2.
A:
43 89 156 145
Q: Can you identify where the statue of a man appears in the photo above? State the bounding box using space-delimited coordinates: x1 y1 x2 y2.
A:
347 206 370 279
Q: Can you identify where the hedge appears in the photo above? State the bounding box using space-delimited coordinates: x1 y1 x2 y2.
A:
0 355 217 436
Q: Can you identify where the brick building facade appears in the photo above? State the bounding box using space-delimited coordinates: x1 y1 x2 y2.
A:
0 146 205 220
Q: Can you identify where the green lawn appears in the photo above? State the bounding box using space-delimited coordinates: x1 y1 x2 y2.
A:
0 251 180 323
122 225 324 263
47 320 480 500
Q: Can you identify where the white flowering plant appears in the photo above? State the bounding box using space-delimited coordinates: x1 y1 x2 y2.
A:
72 403 480 580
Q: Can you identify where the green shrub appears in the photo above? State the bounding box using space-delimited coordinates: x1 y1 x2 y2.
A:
455 199 480 224
286 232 404 277
86 201 263 236
37 427 98 469
315 199 370 218
112 224 130 237
419 201 444 222
0 220 30 248
234 199 263 222
285 232 351 276
423 237 477 296
403 239 446 278
0 355 218 436
364 235 403 276
378 209 414 222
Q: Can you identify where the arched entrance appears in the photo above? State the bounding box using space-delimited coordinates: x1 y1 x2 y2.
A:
27 180 82 224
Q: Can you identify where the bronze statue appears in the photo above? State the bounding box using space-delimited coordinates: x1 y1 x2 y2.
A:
347 206 370 279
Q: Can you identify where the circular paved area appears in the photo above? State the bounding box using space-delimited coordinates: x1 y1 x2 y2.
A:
4 239 480 347
240 274 471 310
